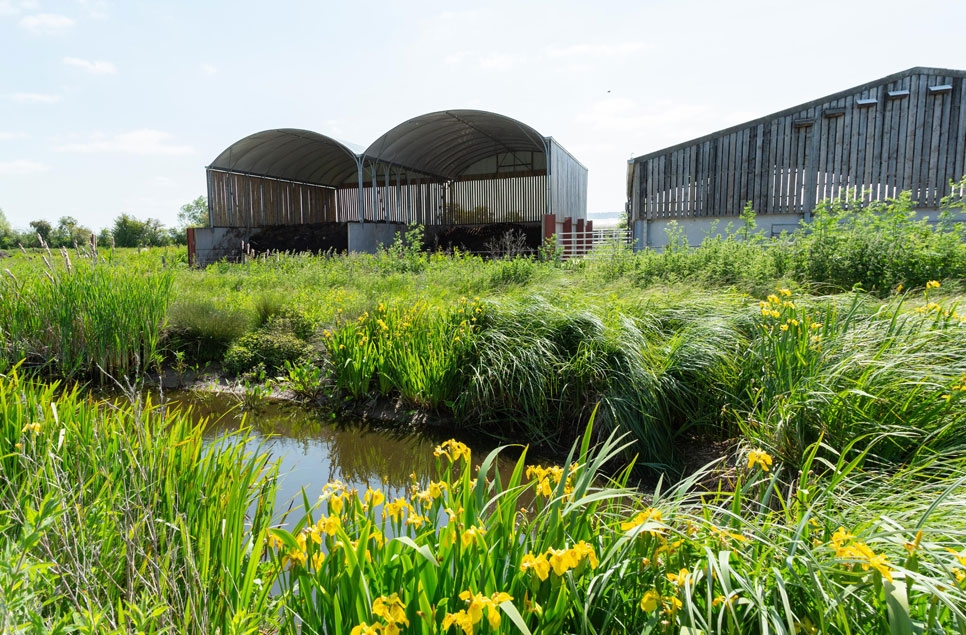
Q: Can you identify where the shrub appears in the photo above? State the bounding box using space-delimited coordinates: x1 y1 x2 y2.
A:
166 299 251 362
789 192 966 294
222 313 316 377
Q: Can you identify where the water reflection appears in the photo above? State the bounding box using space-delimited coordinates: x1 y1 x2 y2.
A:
165 391 490 520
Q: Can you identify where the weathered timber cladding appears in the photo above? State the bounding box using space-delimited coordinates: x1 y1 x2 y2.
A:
210 169 568 228
208 170 338 227
631 68 966 220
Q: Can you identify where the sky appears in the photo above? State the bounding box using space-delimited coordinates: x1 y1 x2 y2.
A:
2 0 966 233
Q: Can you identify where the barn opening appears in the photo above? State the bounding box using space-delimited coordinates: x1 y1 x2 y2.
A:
190 110 587 265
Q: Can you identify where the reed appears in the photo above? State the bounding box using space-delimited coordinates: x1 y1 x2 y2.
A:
733 285 966 471
0 254 173 379
0 367 280 633
267 423 966 634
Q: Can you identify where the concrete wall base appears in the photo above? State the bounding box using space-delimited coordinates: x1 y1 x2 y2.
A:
347 222 407 254
190 227 255 267
633 207 965 251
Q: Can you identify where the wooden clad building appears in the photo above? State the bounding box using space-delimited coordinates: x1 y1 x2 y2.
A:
628 67 966 225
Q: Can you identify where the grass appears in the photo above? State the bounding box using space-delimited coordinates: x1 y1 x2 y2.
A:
0 246 172 379
0 369 281 633
2 189 966 632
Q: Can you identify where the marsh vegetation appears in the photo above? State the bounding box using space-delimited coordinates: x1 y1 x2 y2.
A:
2 192 966 633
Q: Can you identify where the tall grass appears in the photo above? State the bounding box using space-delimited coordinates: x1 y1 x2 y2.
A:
733 286 966 471
266 423 966 634
0 252 173 378
0 368 280 633
324 298 481 408
454 294 742 471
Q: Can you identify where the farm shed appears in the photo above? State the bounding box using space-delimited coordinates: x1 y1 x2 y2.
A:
627 67 966 248
191 110 587 265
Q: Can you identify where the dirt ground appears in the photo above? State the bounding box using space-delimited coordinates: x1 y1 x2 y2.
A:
247 223 349 254
426 223 543 255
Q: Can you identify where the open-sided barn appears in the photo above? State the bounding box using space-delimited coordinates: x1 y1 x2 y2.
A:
191 110 587 265
627 67 966 248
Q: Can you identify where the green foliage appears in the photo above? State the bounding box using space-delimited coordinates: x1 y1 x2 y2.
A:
281 359 327 401
222 310 316 376
0 370 280 633
449 294 741 472
484 256 538 287
0 253 173 379
323 299 479 408
0 206 13 249
165 299 251 363
50 216 93 248
108 213 171 248
789 192 966 294
734 286 966 472
29 219 51 244
378 224 427 274
178 195 209 228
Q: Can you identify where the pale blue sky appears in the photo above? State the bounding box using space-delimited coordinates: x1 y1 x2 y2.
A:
2 0 965 232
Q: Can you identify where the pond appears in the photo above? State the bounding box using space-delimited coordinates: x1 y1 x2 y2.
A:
163 390 512 522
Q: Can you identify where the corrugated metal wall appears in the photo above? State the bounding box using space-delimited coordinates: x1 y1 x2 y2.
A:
632 69 966 220
548 138 588 220
210 170 560 228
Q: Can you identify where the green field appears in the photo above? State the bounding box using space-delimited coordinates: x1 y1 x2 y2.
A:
2 195 966 633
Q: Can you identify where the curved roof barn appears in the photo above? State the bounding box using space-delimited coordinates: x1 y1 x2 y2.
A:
208 128 361 187
363 110 548 180
205 110 586 228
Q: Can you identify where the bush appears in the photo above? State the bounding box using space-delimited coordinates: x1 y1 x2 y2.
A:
166 300 251 363
789 192 966 294
222 311 316 376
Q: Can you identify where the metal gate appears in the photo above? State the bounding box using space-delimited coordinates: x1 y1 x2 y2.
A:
558 226 633 260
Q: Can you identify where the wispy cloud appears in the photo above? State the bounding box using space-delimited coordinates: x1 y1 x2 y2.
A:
200 63 217 75
63 56 116 75
0 1 38 17
546 42 647 59
19 12 74 35
76 0 108 19
56 129 195 156
479 54 522 71
575 97 758 149
0 159 48 175
0 131 28 140
11 92 62 104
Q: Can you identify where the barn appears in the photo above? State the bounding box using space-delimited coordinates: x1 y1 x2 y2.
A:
627 67 966 248
190 110 587 265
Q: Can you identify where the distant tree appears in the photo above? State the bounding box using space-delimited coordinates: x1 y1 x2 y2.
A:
49 216 93 248
97 227 114 248
29 219 52 245
168 195 209 245
110 213 171 248
178 196 209 228
0 207 12 248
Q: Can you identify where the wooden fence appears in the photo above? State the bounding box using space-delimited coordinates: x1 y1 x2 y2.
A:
631 68 966 220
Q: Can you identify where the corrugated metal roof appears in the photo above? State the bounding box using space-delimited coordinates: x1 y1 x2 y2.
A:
363 110 548 180
208 129 361 186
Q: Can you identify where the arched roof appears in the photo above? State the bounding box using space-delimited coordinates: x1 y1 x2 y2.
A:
363 110 548 180
208 129 360 187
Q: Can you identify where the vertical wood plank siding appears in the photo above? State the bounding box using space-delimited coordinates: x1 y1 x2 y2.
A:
210 169 562 228
633 70 966 220
207 171 338 227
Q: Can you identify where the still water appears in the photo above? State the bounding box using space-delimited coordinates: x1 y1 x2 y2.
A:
164 390 504 521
